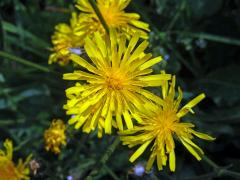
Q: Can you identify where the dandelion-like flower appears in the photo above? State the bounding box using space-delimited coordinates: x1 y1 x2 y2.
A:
44 119 67 154
0 139 32 180
76 0 150 39
63 31 171 137
119 75 215 172
49 13 84 66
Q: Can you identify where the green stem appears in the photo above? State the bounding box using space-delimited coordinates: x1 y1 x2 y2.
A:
103 165 120 180
0 119 24 125
189 49 202 75
0 14 4 51
166 0 186 31
202 155 240 179
64 134 89 170
0 50 50 72
89 0 109 34
85 137 120 180
187 32 240 46
166 44 199 77
100 137 120 164
3 21 50 48
14 138 32 151
202 156 219 169
170 31 240 46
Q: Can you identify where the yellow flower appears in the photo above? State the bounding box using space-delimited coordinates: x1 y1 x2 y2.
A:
49 12 84 66
63 31 171 137
76 0 150 39
0 139 32 180
119 75 215 172
44 119 67 154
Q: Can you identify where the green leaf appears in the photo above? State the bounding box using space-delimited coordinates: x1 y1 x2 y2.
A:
13 86 50 102
194 65 240 105
0 50 51 72
188 0 223 18
155 0 168 15
0 74 5 83
4 35 47 58
199 106 240 124
0 14 3 51
2 21 50 48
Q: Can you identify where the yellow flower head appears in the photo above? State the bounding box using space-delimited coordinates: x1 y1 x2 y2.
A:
44 119 67 154
0 139 32 180
49 12 84 66
76 0 150 39
63 31 171 137
119 75 215 172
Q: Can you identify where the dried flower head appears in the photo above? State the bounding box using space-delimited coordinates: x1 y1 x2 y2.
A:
29 159 40 176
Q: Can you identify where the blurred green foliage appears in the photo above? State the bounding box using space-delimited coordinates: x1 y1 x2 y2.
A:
0 0 240 179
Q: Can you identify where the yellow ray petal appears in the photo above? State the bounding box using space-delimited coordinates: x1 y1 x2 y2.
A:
116 113 123 131
139 56 163 70
121 34 140 66
157 154 163 171
169 150 176 172
123 110 133 129
94 32 107 58
98 122 103 138
137 74 171 82
181 137 204 155
138 89 164 105
146 153 156 171
129 140 151 162
127 41 149 63
180 138 202 161
90 106 102 130
178 93 206 118
74 114 90 129
105 94 114 134
191 130 216 141
70 53 98 73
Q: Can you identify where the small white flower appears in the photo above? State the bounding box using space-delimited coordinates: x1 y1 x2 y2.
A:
195 39 207 49
71 115 76 119
67 175 73 180
133 164 145 176
164 54 170 61
69 48 83 55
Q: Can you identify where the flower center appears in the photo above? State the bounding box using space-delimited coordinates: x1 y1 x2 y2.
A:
0 161 18 179
105 76 123 90
155 109 178 132
99 5 124 27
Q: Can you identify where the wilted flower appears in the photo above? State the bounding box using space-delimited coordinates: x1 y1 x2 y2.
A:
29 159 40 176
44 119 67 154
0 139 32 180
119 75 215 172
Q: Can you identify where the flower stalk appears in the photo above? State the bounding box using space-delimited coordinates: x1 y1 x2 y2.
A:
0 50 51 73
202 155 240 179
86 137 120 179
89 0 110 34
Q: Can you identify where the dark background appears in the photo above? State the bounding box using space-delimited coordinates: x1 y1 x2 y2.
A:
0 0 240 179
